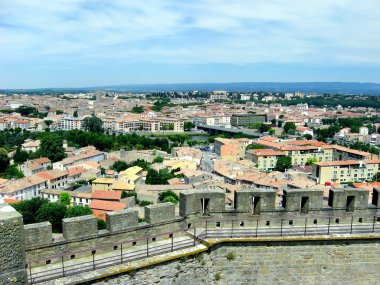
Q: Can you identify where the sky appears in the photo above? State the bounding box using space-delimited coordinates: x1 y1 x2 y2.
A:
1 0 380 88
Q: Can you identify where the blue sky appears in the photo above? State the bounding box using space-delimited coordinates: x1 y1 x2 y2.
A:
1 0 380 88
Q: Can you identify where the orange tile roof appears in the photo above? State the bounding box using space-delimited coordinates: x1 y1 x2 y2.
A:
91 190 121 200
251 149 284 156
89 200 126 211
4 198 21 204
33 157 51 164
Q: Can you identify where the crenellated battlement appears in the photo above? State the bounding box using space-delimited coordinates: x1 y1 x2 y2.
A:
1 186 380 284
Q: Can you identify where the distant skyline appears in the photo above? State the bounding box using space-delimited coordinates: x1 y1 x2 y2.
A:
1 0 380 89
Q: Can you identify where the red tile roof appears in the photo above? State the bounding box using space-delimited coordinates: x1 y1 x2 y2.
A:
89 200 126 211
91 190 121 201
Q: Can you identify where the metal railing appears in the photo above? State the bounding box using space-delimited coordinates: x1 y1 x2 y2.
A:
27 214 380 284
198 214 380 239
27 228 198 284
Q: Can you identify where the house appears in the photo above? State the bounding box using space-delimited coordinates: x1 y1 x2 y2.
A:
19 157 51 176
0 176 47 200
37 169 69 189
91 178 115 191
295 126 314 137
21 139 40 152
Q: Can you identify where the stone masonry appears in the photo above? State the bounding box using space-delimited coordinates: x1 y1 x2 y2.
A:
94 239 380 285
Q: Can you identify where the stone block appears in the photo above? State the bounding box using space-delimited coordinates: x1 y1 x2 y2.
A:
62 215 97 240
24 222 52 247
0 205 27 283
283 189 323 212
328 188 369 211
179 189 225 217
106 208 139 232
372 187 380 207
235 188 276 214
145 203 175 225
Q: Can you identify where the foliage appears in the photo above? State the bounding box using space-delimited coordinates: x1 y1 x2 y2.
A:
258 123 270 133
73 110 78 117
36 202 67 232
60 192 71 206
13 147 29 164
373 172 380 182
158 190 179 204
1 164 24 179
0 148 9 172
111 159 151 172
153 156 164 163
268 129 275 135
11 197 49 224
82 115 103 133
64 206 92 218
306 157 318 165
225 252 236 261
146 168 177 185
184 121 195 131
39 135 66 162
283 122 296 133
275 156 292 172
215 272 222 281
97 219 107 230
131 106 144 114
44 120 53 127
246 143 265 150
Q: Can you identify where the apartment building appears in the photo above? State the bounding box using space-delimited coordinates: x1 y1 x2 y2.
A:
250 149 285 171
53 148 106 170
60 116 83 130
214 138 249 160
37 169 69 189
230 113 267 126
253 139 375 167
0 176 47 200
312 160 380 184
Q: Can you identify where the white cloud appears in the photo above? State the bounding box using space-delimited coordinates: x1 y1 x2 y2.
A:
1 0 380 66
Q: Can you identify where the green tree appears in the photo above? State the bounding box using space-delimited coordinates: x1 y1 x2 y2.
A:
11 197 49 224
0 148 9 172
158 190 179 204
36 202 67 232
64 206 92 218
56 110 64 115
306 157 318 165
275 156 292 172
1 164 24 179
131 106 144 114
373 172 380 182
13 147 29 164
184 121 195 131
268 129 275 135
258 124 270 133
303 134 313 140
60 192 71 206
283 122 296 133
39 135 66 162
44 120 53 128
73 110 78 117
82 116 103 133
153 156 164 163
246 143 265 150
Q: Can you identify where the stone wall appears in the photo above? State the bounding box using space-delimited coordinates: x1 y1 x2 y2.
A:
0 204 27 285
94 238 380 285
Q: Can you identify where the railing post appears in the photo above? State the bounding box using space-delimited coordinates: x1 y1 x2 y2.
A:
373 216 376 233
120 243 123 264
304 218 307 236
231 220 233 238
61 256 65 277
327 217 331 235
146 238 149 257
29 262 33 285
280 219 283 236
171 233 174 251
205 220 208 238
255 219 259 237
350 216 353 234
193 228 196 246
92 251 95 270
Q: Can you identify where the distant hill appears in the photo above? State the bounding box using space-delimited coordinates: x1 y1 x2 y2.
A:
2 82 380 95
